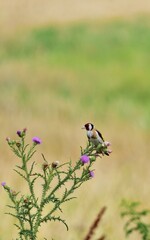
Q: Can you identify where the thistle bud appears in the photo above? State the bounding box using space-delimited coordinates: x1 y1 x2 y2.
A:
90 156 96 162
97 143 102 150
17 130 22 138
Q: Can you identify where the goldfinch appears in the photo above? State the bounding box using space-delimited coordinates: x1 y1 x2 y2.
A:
82 123 104 145
82 123 110 155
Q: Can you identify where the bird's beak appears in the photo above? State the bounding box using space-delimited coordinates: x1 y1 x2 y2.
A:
81 126 85 129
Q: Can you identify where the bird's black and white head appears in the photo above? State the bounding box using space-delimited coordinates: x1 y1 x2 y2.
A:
82 123 94 131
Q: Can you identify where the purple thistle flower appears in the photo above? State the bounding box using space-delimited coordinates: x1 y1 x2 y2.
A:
1 182 6 187
89 170 94 178
32 137 42 145
80 155 90 164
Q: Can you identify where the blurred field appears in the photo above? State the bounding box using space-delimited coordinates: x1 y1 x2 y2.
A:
0 0 150 36
0 1 150 240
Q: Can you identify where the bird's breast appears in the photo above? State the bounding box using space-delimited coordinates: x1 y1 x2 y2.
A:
87 130 93 138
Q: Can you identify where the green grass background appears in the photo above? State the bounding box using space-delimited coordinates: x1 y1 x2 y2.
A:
0 15 150 240
1 17 150 127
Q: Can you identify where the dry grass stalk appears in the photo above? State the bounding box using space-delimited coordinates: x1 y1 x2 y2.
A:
84 206 107 240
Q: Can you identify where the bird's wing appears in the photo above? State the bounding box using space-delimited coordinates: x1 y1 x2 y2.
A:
96 129 105 141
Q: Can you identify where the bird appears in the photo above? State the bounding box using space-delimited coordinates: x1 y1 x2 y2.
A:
82 123 110 156
82 123 104 146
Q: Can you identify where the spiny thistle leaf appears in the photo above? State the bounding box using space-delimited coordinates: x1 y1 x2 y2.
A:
43 215 69 231
64 196 77 203
51 195 60 204
55 169 61 184
26 150 36 162
29 161 36 175
23 143 29 151
14 169 27 181
56 162 70 169
11 147 22 158
16 164 24 170
31 176 39 189
5 212 18 218
62 188 68 200
121 200 150 240
6 204 16 209
41 195 56 208
32 172 45 180
14 224 21 230
20 229 34 237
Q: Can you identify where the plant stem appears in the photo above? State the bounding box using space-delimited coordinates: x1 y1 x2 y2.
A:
22 154 38 209
41 161 82 223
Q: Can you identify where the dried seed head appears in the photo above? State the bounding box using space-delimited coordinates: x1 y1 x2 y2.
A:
52 161 59 168
11 190 17 196
42 163 49 171
6 137 11 143
16 141 21 148
24 198 29 204
23 128 27 133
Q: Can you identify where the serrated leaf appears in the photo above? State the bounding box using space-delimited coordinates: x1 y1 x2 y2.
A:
64 196 76 203
43 215 69 231
55 169 61 184
6 204 16 209
14 223 21 230
29 161 36 175
14 169 27 181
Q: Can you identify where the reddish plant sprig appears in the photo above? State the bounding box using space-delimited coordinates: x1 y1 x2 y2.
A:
84 206 107 240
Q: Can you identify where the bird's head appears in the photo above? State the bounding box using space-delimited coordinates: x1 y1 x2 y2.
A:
82 123 94 131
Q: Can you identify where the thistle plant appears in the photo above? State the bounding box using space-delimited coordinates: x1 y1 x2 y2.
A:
121 200 150 240
1 128 111 240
